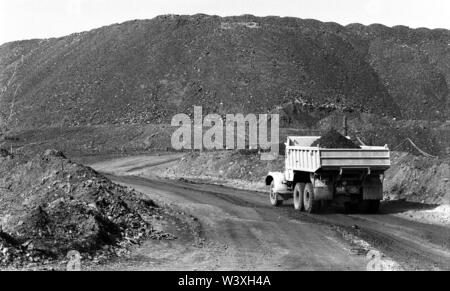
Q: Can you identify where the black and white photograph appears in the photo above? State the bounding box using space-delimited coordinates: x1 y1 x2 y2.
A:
0 0 449 276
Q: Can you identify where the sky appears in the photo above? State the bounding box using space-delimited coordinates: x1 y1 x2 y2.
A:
1 0 450 45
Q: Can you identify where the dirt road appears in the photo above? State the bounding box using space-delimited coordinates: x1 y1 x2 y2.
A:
89 154 450 271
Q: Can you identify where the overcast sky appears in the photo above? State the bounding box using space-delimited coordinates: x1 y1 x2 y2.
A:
1 0 449 45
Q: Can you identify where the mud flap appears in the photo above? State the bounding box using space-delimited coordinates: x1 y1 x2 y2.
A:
313 186 333 200
363 175 383 200
313 179 333 200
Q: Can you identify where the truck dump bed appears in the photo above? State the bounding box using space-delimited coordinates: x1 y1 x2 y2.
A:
285 136 391 173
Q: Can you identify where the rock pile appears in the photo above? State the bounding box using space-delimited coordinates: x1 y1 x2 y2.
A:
0 149 175 268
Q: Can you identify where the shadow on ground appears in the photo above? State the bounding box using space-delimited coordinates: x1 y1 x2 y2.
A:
379 200 439 214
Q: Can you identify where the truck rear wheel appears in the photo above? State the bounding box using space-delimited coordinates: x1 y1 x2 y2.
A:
303 183 320 213
269 181 282 207
293 183 305 211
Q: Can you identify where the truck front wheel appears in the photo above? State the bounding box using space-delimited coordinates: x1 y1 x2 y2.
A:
293 183 305 211
303 183 320 213
269 181 282 206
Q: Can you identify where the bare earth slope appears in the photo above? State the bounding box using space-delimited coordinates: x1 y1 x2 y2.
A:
1 14 450 130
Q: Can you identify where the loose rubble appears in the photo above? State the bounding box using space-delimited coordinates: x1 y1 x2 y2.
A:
394 204 450 227
311 129 360 149
0 149 177 269
384 152 450 204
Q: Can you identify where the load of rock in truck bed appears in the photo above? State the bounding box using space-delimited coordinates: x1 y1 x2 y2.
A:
311 129 360 149
0 149 177 269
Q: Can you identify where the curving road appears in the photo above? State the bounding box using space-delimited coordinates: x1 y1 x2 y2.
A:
89 154 450 271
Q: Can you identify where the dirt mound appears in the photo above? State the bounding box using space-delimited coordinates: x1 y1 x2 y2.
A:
0 150 175 268
384 152 450 204
159 151 284 190
2 14 450 131
311 129 360 149
394 204 450 227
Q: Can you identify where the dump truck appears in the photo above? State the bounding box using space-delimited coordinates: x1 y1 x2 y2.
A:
265 136 391 213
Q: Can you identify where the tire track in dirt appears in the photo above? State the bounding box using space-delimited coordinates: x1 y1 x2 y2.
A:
92 154 450 270
106 174 366 270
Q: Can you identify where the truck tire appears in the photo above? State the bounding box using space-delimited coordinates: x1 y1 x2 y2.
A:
293 183 305 211
269 181 282 207
303 183 320 213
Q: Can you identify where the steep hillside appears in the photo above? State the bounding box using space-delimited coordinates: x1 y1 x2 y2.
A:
1 14 449 130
